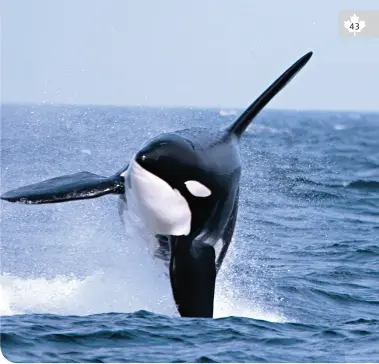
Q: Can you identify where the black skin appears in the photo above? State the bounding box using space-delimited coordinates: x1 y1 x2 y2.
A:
135 129 242 318
170 237 216 318
135 129 241 242
0 52 313 317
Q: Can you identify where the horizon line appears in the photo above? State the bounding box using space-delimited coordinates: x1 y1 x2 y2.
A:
1 101 379 115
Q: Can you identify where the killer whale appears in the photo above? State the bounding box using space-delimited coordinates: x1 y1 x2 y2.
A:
1 51 313 317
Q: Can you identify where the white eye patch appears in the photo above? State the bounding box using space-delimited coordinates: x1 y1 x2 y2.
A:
184 180 211 197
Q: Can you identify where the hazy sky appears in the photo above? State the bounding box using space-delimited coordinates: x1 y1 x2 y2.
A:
1 0 379 111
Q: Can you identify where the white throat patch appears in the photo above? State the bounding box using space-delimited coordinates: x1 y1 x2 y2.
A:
124 160 191 236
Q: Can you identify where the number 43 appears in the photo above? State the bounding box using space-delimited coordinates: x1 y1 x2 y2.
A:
350 22 360 30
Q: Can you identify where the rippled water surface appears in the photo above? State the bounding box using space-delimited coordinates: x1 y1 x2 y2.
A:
1 105 378 362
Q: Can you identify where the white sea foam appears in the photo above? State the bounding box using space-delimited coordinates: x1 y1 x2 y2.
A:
214 242 288 323
214 290 287 323
1 213 287 323
80 148 92 155
0 206 178 317
0 269 287 323
334 124 346 130
219 109 237 117
0 269 177 317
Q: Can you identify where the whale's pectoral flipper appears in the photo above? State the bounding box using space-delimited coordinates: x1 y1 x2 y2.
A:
170 237 216 318
0 171 125 204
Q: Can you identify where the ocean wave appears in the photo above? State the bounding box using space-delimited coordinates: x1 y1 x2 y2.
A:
2 311 378 363
308 287 379 306
1 312 280 362
292 176 379 191
344 179 379 190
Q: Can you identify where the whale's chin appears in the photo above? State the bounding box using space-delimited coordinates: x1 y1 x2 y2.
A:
124 160 192 236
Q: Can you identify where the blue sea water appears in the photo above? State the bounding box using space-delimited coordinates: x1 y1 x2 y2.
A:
1 104 378 362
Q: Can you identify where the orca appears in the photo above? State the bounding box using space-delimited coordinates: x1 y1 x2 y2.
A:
1 51 313 318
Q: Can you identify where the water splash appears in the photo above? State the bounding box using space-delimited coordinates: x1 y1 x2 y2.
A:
1 205 287 322
214 241 288 323
0 270 177 317
0 270 287 323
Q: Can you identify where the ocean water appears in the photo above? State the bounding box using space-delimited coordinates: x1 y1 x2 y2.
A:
1 104 378 363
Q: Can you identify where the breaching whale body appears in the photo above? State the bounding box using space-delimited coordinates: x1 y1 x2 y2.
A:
1 51 313 318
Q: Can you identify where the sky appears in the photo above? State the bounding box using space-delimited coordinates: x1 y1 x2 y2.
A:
1 0 379 111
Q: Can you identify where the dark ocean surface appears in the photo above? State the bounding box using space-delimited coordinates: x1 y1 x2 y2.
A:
1 104 378 362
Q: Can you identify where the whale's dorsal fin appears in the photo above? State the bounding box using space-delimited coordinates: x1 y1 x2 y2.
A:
227 51 313 137
0 171 125 204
